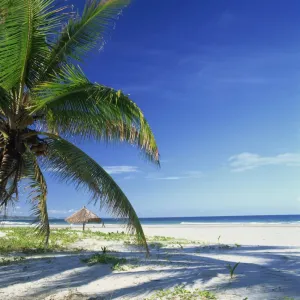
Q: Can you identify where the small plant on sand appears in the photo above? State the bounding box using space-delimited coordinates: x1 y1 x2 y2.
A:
0 256 25 266
146 285 216 300
111 262 126 271
227 262 240 279
81 253 127 270
112 262 138 272
218 244 232 250
101 246 108 254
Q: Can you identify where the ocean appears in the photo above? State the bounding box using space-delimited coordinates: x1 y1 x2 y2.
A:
1 215 300 226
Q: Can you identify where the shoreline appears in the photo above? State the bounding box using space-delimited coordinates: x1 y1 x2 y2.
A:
1 222 300 227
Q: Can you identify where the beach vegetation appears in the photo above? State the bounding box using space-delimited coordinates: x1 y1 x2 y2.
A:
227 262 240 279
178 243 184 249
81 253 127 269
218 244 232 250
149 242 164 250
0 227 78 253
0 227 203 254
112 262 138 271
101 246 108 254
0 0 159 252
0 256 25 266
146 285 217 299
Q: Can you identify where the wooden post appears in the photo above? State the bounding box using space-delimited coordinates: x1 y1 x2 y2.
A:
83 222 85 231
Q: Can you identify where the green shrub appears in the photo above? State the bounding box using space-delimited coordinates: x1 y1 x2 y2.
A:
81 253 127 270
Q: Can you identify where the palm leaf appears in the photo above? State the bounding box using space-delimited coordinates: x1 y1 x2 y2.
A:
40 133 148 252
31 65 159 164
0 0 66 90
23 150 50 245
0 86 13 119
41 0 130 80
0 152 23 208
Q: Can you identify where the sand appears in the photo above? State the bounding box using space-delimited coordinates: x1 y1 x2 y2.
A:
0 223 300 299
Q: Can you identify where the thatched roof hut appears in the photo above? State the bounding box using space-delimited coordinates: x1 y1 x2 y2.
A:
65 206 101 230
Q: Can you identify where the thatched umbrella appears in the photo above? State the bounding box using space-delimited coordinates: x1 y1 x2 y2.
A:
65 206 101 231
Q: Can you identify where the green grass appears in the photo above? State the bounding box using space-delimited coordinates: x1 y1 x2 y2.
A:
0 227 79 254
81 252 140 272
112 262 138 271
0 227 203 255
146 285 216 300
83 230 201 248
148 235 194 245
81 253 127 269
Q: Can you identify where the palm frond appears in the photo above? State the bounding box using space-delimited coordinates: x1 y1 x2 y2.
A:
40 133 148 252
23 151 50 245
0 151 23 208
31 65 159 164
0 0 66 90
0 86 13 118
0 0 25 89
41 0 130 80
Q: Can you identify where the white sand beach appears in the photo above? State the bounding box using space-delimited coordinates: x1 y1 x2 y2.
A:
0 223 300 299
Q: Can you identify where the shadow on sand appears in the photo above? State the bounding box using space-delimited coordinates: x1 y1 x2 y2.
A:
0 243 300 299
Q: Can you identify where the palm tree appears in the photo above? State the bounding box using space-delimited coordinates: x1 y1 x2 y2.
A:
0 0 159 250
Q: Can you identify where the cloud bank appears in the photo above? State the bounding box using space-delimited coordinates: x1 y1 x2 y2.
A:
229 152 300 172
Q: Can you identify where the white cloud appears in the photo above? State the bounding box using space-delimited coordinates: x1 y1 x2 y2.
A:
149 171 203 180
48 209 77 215
157 176 182 180
229 152 300 172
103 166 139 175
48 209 69 215
15 206 21 210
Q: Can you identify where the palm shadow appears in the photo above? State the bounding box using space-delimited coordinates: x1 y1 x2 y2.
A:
0 243 299 299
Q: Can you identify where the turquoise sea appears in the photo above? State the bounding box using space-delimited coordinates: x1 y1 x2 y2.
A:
1 215 300 225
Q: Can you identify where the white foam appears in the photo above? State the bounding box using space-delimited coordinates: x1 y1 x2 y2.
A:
0 221 31 225
180 221 300 225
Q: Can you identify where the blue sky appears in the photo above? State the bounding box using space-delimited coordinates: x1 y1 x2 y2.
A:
11 0 300 218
